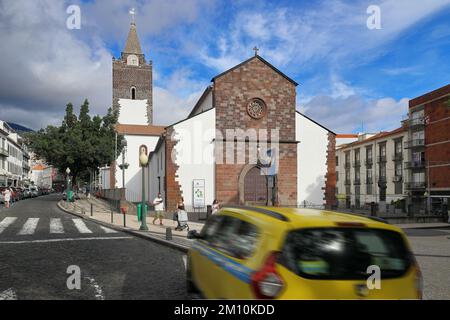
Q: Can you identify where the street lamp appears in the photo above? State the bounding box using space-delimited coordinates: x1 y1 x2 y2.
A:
65 167 71 206
118 138 129 189
139 149 149 231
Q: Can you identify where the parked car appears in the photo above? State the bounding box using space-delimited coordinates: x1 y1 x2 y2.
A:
186 206 422 300
23 188 32 199
30 186 39 198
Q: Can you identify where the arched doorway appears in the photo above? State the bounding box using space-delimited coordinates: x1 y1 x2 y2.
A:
242 166 268 206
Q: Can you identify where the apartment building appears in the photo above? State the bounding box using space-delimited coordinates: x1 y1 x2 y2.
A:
405 84 450 214
336 126 409 213
0 120 31 187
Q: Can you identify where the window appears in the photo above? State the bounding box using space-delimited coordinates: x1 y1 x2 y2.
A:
367 184 372 195
395 140 402 155
278 228 411 280
131 87 136 100
336 156 339 166
379 144 386 157
336 171 339 182
395 163 402 176
355 149 360 162
206 216 259 260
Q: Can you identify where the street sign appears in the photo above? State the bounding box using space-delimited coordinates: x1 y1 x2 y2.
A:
193 179 205 208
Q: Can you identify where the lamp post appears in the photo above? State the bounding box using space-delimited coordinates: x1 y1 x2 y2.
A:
65 167 71 206
119 138 128 189
139 149 149 231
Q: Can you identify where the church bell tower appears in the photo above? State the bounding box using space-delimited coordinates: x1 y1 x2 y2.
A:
112 14 153 125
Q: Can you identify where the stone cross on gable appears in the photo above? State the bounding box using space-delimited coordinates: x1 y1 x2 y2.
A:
253 46 259 56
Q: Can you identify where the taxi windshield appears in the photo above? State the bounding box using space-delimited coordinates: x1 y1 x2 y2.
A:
279 228 412 280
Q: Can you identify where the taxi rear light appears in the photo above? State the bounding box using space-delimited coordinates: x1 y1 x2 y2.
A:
251 252 284 299
335 222 367 227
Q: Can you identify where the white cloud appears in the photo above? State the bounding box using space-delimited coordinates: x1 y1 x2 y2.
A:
302 95 409 133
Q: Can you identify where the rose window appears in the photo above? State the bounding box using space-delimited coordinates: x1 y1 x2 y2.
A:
247 99 266 119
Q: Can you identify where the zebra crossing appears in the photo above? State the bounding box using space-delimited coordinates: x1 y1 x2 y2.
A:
0 217 118 236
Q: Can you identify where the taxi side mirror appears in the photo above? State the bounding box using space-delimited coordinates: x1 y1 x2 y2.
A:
187 230 202 240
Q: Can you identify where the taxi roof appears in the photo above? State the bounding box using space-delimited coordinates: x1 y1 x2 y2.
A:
220 206 400 232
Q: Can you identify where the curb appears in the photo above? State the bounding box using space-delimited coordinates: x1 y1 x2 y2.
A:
396 224 450 230
56 201 189 253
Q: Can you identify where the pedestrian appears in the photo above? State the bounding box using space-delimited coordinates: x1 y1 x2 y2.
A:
3 187 11 209
152 193 165 226
212 199 220 215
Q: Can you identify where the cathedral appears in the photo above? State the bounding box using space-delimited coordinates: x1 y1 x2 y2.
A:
102 18 337 212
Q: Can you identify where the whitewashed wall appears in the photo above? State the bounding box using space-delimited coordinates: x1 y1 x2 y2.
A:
296 112 329 206
172 108 216 208
117 99 149 125
114 134 159 202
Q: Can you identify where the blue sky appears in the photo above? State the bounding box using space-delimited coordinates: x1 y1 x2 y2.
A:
0 0 449 132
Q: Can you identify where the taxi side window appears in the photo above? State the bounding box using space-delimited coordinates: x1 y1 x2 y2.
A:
200 215 223 242
209 216 259 260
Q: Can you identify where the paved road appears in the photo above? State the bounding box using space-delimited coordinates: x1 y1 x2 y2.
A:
0 195 188 300
404 227 450 300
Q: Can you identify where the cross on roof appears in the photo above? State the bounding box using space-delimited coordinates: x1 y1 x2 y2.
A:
129 8 136 24
253 46 259 56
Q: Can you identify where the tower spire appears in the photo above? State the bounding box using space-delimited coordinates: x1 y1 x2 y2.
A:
123 8 143 55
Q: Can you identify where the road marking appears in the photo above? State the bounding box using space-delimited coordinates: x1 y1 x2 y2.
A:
99 226 118 234
0 236 132 244
50 218 64 234
18 218 39 235
72 219 92 234
0 288 17 300
0 217 17 234
182 255 187 270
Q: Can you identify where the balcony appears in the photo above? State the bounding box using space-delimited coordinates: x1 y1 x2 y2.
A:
408 117 425 129
365 177 373 184
405 161 425 169
344 162 351 169
353 160 361 167
344 179 351 186
392 175 403 183
365 158 373 166
0 147 8 157
405 139 425 149
405 182 426 190
354 178 361 185
377 155 387 163
392 153 403 161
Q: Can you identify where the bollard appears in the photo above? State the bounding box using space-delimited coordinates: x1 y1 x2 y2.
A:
121 207 127 228
166 227 173 240
90 203 93 217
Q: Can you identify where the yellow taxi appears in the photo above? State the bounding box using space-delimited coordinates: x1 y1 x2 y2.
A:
186 206 422 299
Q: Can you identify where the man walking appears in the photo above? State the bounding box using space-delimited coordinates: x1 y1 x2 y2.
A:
152 193 165 226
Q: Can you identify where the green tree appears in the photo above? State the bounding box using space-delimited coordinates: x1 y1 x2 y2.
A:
24 100 123 187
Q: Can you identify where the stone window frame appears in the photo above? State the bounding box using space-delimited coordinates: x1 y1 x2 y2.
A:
246 98 268 120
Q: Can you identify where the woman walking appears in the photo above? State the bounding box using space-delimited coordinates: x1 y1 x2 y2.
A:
3 187 11 209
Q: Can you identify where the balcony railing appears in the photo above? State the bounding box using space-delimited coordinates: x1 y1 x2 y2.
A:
377 155 387 163
405 139 425 149
365 178 373 184
392 153 403 161
365 158 373 166
405 161 425 169
0 147 8 157
344 179 351 186
345 162 351 169
409 117 425 128
354 178 361 185
405 182 426 190
378 177 387 185
353 160 361 167
392 175 403 183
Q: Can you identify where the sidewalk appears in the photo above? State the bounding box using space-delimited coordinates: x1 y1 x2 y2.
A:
57 197 205 251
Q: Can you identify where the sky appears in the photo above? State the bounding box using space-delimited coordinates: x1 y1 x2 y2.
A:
0 0 449 133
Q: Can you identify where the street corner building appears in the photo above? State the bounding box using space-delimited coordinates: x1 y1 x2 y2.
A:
100 19 337 212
